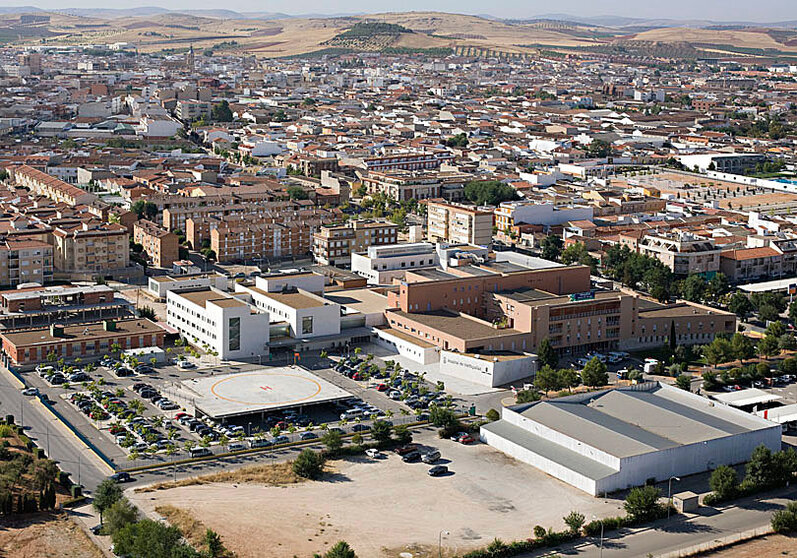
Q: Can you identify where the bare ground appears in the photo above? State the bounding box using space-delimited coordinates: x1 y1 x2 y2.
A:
0 512 104 558
698 534 797 556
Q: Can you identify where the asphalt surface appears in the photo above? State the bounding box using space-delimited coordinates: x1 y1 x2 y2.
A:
0 369 110 492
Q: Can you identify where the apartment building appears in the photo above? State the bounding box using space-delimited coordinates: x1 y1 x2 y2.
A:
360 170 441 201
351 242 439 284
0 239 53 287
427 200 494 247
133 219 179 268
1 319 164 367
719 247 784 283
363 150 454 172
175 100 211 122
166 288 269 360
312 221 398 266
11 165 97 207
494 201 594 229
636 232 721 277
51 221 129 277
147 273 229 300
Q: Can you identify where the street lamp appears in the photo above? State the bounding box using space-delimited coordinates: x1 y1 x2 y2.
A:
668 476 681 518
592 515 604 558
438 530 449 558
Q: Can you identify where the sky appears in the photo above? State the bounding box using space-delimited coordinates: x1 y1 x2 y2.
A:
7 0 797 22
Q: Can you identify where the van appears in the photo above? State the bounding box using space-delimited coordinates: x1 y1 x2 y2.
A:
189 447 212 459
228 441 247 452
340 409 364 421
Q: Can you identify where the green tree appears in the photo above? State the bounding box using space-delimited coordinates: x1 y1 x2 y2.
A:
324 541 357 558
112 519 195 558
463 180 518 206
581 357 608 387
204 529 225 558
293 449 325 480
534 364 561 395
93 478 123 524
560 242 598 272
211 100 233 122
537 338 558 369
624 485 663 522
703 337 733 366
728 292 753 319
731 333 756 363
758 335 780 360
371 420 393 447
393 425 412 445
679 274 706 303
709 465 738 501
516 389 541 403
759 304 780 323
485 408 500 421
286 185 309 200
321 429 343 455
563 510 585 534
541 235 563 261
766 321 786 338
104 497 139 537
746 444 774 487
772 502 797 533
675 374 692 391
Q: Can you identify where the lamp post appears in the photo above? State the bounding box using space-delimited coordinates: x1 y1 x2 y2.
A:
438 530 449 558
592 515 604 558
668 476 681 518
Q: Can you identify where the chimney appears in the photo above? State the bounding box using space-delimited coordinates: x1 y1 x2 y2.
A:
103 320 116 332
50 324 64 338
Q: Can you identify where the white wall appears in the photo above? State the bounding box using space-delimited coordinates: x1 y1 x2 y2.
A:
439 351 537 387
372 327 440 365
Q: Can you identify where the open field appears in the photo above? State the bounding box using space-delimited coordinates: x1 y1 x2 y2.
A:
0 512 104 558
130 437 620 558
4 10 797 58
698 533 797 556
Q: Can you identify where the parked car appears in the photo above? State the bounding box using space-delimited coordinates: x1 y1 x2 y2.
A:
402 450 422 463
394 444 420 456
272 435 290 445
251 439 272 449
109 472 132 483
351 424 370 432
300 432 318 440
178 360 196 370
340 409 364 421
428 465 449 477
451 432 475 444
189 447 212 458
21 387 39 396
422 450 441 464
228 441 247 452
365 448 383 459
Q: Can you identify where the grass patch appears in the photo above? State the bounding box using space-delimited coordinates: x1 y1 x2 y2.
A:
137 461 303 493
154 505 207 549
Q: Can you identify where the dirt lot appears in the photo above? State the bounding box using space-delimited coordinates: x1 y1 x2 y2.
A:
0 512 104 558
701 534 797 556
130 438 620 558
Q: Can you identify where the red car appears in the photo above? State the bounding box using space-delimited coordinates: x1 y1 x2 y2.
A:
394 444 420 455
352 373 361 381
376 383 387 392
274 421 290 430
451 432 475 444
175 412 189 420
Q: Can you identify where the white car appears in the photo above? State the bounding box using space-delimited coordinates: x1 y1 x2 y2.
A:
177 360 196 370
365 448 383 459
21 387 39 396
228 441 248 452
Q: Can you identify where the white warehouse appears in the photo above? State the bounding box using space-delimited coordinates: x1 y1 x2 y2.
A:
481 382 781 496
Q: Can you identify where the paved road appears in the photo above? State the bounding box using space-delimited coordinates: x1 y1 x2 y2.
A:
0 369 110 492
527 488 797 557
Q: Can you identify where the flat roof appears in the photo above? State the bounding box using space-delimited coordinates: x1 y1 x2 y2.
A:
712 388 783 408
2 319 162 347
375 325 435 348
392 310 522 341
182 366 353 419
756 403 797 424
739 277 797 293
255 290 326 310
324 288 389 315
514 383 771 459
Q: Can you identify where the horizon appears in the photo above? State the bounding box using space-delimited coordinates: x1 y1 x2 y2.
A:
2 2 797 23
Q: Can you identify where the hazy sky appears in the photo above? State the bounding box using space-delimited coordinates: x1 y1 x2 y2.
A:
10 0 797 22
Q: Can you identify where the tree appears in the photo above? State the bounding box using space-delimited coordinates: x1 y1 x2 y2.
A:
485 408 500 421
746 444 774 487
541 235 563 261
758 335 780 360
393 425 412 445
463 180 518 206
211 100 233 122
706 273 730 301
321 429 343 455
558 368 579 392
112 519 195 558
138 306 156 320
675 374 692 391
766 321 787 338
516 389 541 403
585 139 611 158
779 334 797 351
758 304 780 323
709 465 738 501
104 497 139 537
728 292 753 319
624 485 663 522
286 185 309 200
560 242 597 272
534 364 561 395
563 510 585 534
772 502 797 533
679 274 706 303
703 337 733 366
293 449 325 480
371 420 393 447
324 541 357 558
581 357 608 387
731 333 756 363
789 302 797 323
94 479 123 524
537 338 558 369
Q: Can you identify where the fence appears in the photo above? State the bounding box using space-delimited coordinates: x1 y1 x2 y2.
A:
657 525 773 558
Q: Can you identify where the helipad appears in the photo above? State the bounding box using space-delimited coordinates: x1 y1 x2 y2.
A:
181 366 353 419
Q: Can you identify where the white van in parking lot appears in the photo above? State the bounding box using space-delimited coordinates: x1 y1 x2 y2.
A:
189 447 212 458
340 408 364 420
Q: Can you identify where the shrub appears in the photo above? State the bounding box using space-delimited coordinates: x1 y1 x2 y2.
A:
772 502 797 533
708 465 738 502
563 511 585 534
533 525 546 539
292 449 325 480
624 486 663 522
485 409 500 422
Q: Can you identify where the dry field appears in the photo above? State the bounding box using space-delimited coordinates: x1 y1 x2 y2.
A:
0 512 104 558
698 533 797 556
130 441 620 558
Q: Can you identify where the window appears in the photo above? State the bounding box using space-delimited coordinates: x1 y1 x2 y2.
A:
302 316 314 335
229 317 241 352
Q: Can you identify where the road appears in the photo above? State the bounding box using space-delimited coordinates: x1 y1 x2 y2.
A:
527 488 797 558
0 369 110 492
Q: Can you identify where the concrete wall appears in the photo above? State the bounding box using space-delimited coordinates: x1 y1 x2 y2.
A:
372 327 440 365
439 350 537 387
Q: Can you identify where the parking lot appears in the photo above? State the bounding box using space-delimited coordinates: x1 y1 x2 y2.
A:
130 426 621 558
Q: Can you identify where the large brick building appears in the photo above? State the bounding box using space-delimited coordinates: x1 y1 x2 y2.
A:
133 219 179 268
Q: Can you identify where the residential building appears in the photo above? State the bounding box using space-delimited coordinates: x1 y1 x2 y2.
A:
0 239 53 287
11 165 97 206
312 221 398 266
175 100 212 122
636 232 721 277
427 200 494 247
494 201 594 229
133 219 179 268
51 221 130 277
351 242 439 285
